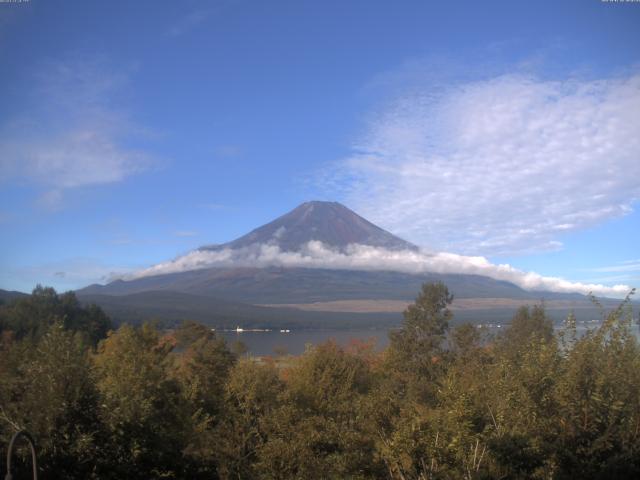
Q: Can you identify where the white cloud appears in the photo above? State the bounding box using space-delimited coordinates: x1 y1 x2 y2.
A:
325 71 640 255
2 128 153 189
0 57 157 206
128 241 633 297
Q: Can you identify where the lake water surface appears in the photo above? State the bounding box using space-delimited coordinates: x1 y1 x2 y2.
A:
220 323 640 356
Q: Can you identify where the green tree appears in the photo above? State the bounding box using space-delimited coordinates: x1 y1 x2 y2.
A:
484 305 560 478
215 358 283 479
0 322 101 479
257 341 383 479
171 321 236 477
0 285 111 345
387 281 453 404
368 282 455 479
502 304 554 350
92 323 187 479
552 293 640 478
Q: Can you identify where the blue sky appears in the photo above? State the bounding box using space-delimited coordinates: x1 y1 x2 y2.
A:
0 0 639 295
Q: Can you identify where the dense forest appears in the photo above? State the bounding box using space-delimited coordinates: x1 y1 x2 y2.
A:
0 283 639 479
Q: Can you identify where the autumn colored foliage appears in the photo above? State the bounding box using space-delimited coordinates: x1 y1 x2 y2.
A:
1 283 639 479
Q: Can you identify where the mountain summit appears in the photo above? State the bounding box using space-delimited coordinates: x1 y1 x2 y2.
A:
200 201 417 252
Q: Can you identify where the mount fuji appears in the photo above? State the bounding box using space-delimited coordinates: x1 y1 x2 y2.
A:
76 201 613 328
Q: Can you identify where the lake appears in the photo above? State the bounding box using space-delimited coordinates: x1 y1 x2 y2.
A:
220 323 640 356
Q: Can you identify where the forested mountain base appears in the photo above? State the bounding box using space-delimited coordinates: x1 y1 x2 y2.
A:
1 284 639 479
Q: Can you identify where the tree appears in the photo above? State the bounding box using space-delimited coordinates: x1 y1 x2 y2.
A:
257 341 384 479
484 304 560 478
552 293 640 478
0 322 101 479
215 358 283 479
0 286 111 345
387 281 453 404
92 323 187 479
171 321 236 477
502 304 554 351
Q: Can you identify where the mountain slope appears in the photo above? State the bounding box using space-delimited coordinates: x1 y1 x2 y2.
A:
79 267 536 303
75 200 610 326
77 290 399 329
200 201 417 252
0 289 29 304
